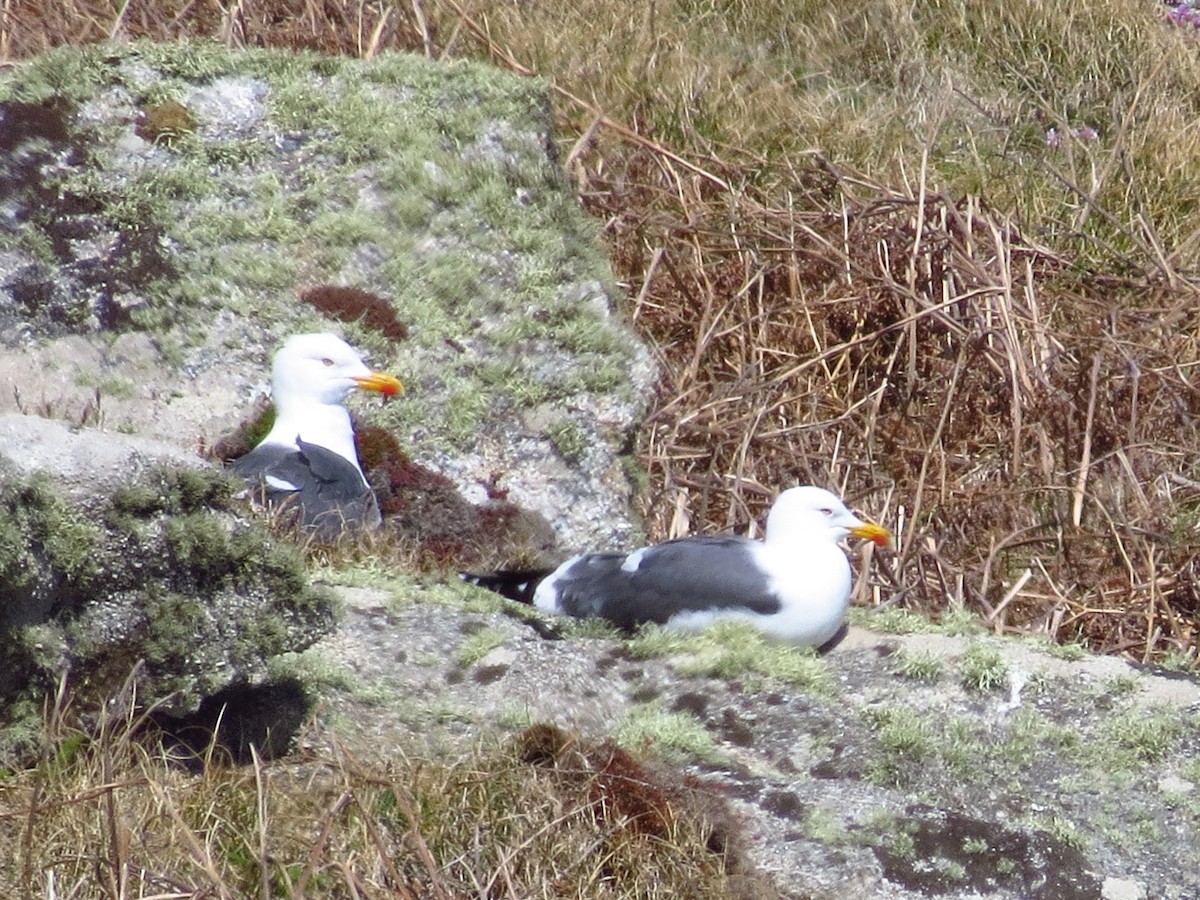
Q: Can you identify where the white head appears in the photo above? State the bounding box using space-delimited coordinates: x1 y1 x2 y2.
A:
765 485 891 547
271 333 401 413
258 333 402 465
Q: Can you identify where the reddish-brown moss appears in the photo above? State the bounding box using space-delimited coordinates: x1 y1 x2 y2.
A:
300 285 408 341
511 723 759 887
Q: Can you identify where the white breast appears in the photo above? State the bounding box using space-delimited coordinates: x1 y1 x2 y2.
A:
742 539 852 645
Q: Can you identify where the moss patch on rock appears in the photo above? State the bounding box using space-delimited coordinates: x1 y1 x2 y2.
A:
0 466 335 764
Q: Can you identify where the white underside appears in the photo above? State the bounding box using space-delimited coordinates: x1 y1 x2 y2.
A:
265 474 299 492
533 556 580 614
534 537 852 648
666 539 851 646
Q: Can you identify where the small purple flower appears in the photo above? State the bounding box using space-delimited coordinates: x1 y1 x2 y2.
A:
1166 1 1200 28
1046 128 1061 148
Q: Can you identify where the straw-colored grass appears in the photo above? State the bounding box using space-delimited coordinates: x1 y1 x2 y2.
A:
4 1 1200 894
1 686 761 898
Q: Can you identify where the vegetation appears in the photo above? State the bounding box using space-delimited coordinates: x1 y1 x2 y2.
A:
625 620 832 690
959 642 1010 693
0 467 334 760
7 0 1198 662
4 0 1200 896
0 705 760 899
888 647 945 683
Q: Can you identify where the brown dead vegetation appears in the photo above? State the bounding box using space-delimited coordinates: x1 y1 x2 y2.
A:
3 0 1198 665
595 156 1200 662
1 682 764 899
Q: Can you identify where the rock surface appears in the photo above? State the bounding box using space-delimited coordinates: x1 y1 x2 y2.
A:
0 412 202 503
0 40 649 751
0 41 650 552
291 581 1200 900
3 40 1196 900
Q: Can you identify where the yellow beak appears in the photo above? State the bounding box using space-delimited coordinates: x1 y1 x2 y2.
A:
851 521 893 549
353 372 404 396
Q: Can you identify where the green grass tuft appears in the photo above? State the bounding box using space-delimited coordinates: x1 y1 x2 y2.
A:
616 703 723 765
625 621 831 691
959 643 1009 693
888 647 945 683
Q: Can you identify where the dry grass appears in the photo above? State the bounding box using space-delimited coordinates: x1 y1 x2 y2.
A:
4 2 1200 894
1 685 760 899
7 0 1191 663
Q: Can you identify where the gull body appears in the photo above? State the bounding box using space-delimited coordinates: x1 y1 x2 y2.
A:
475 485 891 650
231 332 401 539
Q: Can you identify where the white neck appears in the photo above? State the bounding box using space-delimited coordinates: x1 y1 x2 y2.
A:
261 402 363 475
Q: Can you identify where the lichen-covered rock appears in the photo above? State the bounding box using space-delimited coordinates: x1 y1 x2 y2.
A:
295 582 1200 900
0 42 652 553
0 415 334 763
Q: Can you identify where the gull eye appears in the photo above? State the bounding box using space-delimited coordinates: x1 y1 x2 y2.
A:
320 357 335 367
820 508 834 517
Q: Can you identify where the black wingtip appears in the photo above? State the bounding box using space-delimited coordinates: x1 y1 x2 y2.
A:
460 569 553 605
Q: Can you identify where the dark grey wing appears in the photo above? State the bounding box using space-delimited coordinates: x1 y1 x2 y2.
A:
230 439 379 538
550 535 782 629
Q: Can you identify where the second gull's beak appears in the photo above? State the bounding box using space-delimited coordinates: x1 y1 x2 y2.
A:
850 521 893 549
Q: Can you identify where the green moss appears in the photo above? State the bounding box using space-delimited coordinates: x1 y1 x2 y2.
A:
455 627 510 667
888 647 944 682
204 138 268 169
126 40 241 81
855 607 937 634
1031 815 1088 852
864 706 934 786
1042 639 1090 661
886 827 917 860
1100 707 1185 766
1104 674 1141 697
142 590 209 671
939 607 985 636
442 386 492 447
544 419 588 464
804 806 850 845
165 513 234 588
110 467 236 520
268 648 359 694
107 483 162 520
554 616 623 640
1158 650 1199 673
0 475 100 597
0 462 334 756
616 703 722 765
0 44 114 104
136 100 197 147
2 40 636 458
996 707 1078 768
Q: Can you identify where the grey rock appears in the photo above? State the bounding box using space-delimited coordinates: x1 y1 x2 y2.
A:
0 412 202 505
296 583 1200 900
0 42 648 550
0 41 650 764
